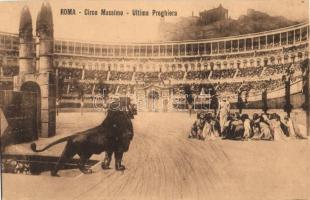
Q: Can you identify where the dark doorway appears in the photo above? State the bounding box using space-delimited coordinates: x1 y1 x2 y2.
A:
20 81 41 140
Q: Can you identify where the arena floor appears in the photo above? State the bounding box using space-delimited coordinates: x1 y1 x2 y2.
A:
2 111 310 200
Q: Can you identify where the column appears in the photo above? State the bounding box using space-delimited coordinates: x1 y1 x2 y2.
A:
197 43 199 55
185 44 187 56
191 44 193 56
286 32 288 45
151 45 154 57
82 66 85 80
306 64 310 136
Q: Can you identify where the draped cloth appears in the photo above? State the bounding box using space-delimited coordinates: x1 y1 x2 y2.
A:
218 100 230 133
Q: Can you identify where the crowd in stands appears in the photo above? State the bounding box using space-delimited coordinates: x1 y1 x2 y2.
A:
283 43 308 53
186 71 210 80
255 49 282 57
109 71 133 81
143 72 159 82
170 77 288 97
210 69 235 80
134 72 145 81
58 67 82 80
172 83 216 96
160 71 184 80
84 70 108 81
1 56 307 106
263 64 287 76
237 66 263 77
216 82 242 94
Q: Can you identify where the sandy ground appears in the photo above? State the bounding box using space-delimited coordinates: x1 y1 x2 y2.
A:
2 111 310 200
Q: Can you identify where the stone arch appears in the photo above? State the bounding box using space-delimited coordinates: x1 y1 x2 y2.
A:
297 52 303 59
197 62 202 71
223 61 228 69
290 54 296 63
263 57 268 66
256 58 261 66
270 56 275 65
210 62 214 70
242 60 248 68
250 59 255 67
277 56 282 64
216 61 221 70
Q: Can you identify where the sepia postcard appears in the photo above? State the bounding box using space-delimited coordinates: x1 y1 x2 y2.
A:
0 0 309 199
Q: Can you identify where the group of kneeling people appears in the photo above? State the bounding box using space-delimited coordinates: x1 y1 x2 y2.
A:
189 112 307 141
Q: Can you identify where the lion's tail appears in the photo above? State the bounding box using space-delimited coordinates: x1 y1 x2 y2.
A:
30 135 73 152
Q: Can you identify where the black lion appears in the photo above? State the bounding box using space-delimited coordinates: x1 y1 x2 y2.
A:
30 109 134 176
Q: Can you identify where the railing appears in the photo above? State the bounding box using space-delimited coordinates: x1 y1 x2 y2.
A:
1 23 309 58
52 23 309 58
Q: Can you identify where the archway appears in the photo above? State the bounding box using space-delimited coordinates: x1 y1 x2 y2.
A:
147 90 160 112
20 81 41 139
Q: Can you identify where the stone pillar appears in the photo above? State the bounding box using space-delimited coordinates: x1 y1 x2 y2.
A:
19 38 34 74
19 6 34 75
35 37 40 72
0 59 3 76
36 2 56 137
307 59 310 136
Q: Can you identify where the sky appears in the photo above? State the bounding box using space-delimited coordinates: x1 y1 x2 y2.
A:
0 0 308 42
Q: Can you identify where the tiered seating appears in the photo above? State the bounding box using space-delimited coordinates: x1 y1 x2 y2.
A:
135 72 145 81
109 71 133 81
216 82 242 94
160 71 184 80
186 71 210 80
58 67 82 80
85 70 108 81
211 69 235 79
238 79 280 92
263 64 286 76
119 72 133 81
237 66 263 78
